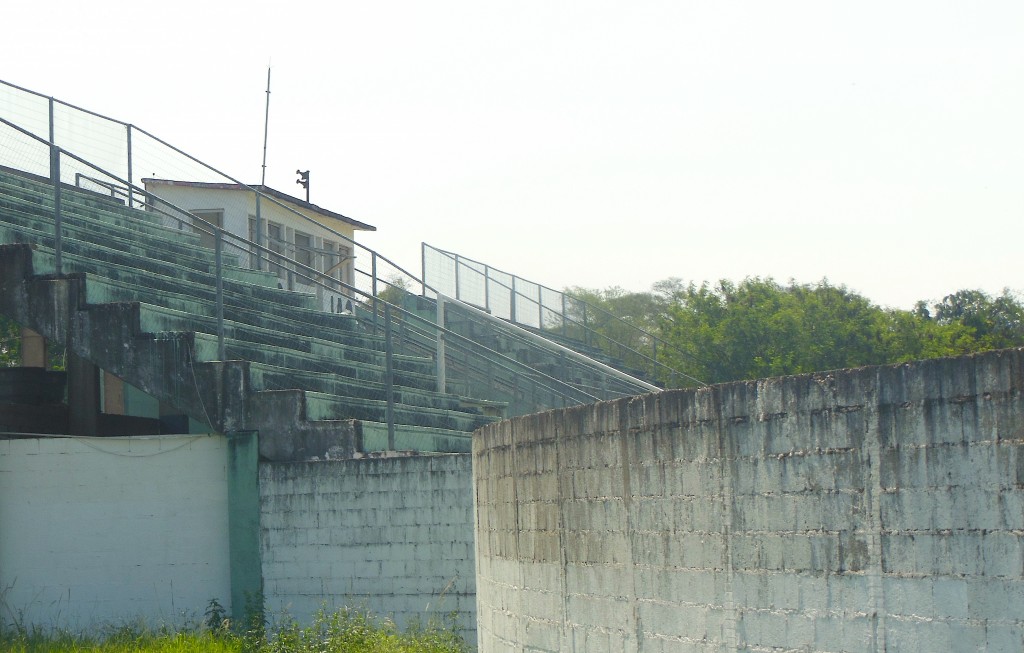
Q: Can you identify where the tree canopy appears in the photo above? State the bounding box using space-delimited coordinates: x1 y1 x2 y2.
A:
566 279 1024 386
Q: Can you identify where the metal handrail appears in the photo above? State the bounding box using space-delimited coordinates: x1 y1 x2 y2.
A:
423 243 704 386
67 176 665 396
0 78 425 297
0 132 603 416
69 172 619 402
0 79 678 409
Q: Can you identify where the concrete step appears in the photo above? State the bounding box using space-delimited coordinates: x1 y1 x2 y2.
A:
0 168 165 218
11 236 322 314
0 172 508 437
247 361 465 411
358 421 472 454
191 334 438 391
74 300 494 437
82 274 367 343
0 175 198 242
0 215 280 290
303 391 494 433
0 194 249 267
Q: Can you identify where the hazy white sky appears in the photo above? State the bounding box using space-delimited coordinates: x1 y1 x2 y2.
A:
2 1 1022 309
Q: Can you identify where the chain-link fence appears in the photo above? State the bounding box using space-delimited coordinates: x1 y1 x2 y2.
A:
422 243 702 387
0 78 676 433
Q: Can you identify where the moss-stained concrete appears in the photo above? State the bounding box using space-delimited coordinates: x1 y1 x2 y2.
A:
227 430 261 621
474 348 1024 652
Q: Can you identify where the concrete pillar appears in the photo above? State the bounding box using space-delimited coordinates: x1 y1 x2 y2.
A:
67 351 100 435
227 430 262 622
20 327 46 368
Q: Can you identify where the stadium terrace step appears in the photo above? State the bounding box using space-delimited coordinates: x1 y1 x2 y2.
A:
189 333 438 387
0 196 247 269
358 421 472 454
246 361 474 412
303 391 493 432
0 161 506 458
0 174 204 241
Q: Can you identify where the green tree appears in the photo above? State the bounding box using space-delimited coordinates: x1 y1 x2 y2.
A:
657 278 898 383
924 288 1024 350
654 278 1022 385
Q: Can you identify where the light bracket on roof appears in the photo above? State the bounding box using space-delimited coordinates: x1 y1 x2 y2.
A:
295 169 310 202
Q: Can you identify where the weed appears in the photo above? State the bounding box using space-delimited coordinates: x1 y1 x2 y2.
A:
0 602 468 652
205 598 229 633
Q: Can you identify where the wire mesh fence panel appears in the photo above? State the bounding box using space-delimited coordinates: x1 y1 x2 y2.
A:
454 256 487 309
52 103 129 183
539 286 564 333
132 128 228 185
0 121 49 178
1 78 685 444
0 84 50 145
512 278 541 329
486 267 514 321
421 244 457 300
417 243 706 388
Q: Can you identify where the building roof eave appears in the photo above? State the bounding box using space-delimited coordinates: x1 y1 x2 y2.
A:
141 178 377 232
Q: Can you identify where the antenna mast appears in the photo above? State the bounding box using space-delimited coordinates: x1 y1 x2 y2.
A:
254 66 271 271
261 67 271 187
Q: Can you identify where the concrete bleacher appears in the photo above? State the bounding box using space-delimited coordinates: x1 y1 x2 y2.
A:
390 291 658 416
0 166 497 459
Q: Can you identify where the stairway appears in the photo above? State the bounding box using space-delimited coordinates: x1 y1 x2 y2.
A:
0 166 498 460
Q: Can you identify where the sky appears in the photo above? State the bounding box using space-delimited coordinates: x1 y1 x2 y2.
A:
1 1 1022 310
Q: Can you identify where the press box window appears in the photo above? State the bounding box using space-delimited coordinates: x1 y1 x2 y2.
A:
191 210 223 250
295 231 315 270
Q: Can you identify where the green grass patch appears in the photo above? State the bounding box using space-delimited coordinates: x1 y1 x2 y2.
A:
0 605 470 653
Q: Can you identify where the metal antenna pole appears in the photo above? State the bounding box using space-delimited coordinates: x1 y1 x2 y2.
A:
255 67 271 270
261 67 271 188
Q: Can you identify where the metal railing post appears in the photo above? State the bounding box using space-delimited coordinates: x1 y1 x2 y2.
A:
49 145 62 275
436 295 447 393
561 294 567 336
215 229 225 360
421 242 427 296
254 192 263 271
484 265 491 312
126 124 133 208
384 304 396 450
371 252 379 334
537 285 543 329
454 254 461 301
510 277 517 324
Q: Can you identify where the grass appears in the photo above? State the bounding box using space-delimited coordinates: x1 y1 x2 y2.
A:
0 626 239 653
0 605 471 653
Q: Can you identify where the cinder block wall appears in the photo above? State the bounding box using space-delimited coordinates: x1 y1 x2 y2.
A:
260 454 476 640
473 348 1024 652
0 434 232 630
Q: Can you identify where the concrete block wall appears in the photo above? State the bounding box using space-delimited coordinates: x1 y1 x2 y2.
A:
0 434 231 630
260 453 476 640
473 348 1024 652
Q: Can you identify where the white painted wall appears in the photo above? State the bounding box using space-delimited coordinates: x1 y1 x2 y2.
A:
143 182 360 312
0 434 231 630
